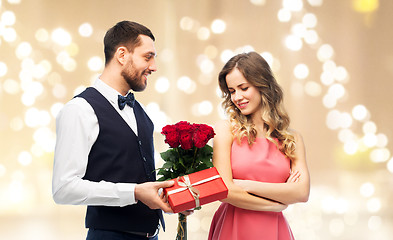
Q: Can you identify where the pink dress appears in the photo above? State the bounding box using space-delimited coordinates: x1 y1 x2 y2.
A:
208 137 295 240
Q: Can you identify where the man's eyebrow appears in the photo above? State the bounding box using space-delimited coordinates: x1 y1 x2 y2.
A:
146 51 157 57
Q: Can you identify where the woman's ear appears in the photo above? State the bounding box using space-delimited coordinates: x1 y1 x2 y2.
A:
115 46 128 65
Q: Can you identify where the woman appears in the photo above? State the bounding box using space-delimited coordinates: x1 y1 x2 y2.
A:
208 52 310 240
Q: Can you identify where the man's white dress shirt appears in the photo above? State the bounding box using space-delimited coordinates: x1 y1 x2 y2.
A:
52 79 140 207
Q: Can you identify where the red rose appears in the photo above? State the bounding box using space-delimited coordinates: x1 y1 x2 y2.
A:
193 124 215 148
162 124 180 148
176 121 195 150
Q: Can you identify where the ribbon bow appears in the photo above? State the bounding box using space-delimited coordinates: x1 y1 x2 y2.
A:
118 93 135 110
167 174 221 209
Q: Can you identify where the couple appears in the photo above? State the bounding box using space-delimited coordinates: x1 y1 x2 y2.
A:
52 21 310 240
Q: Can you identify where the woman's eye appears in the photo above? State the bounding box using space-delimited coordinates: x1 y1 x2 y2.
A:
241 87 248 91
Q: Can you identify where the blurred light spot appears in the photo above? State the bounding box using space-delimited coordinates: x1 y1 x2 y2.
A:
33 127 56 152
317 44 334 61
352 105 368 121
236 45 254 54
145 102 169 132
18 151 32 166
78 22 93 37
307 0 323 7
197 27 210 40
159 48 174 62
10 117 23 131
363 134 377 147
326 110 342 130
302 13 317 28
51 28 72 46
180 16 195 31
376 133 388 148
344 140 358 155
352 0 379 13
370 148 390 163
278 8 291 22
3 78 20 94
334 66 348 82
8 0 22 3
1 10 16 26
250 0 266 5
66 43 79 57
294 63 309 79
177 76 196 94
63 58 77 72
198 101 213 116
35 28 49 42
0 61 8 77
88 56 103 71
329 218 345 237
328 83 345 100
368 216 382 231
48 72 62 85
21 93 35 106
304 30 319 45
50 102 64 118
220 49 234 63
291 23 307 38
322 94 337 108
360 182 374 197
283 0 303 12
323 60 337 72
387 158 393 173
2 27 17 42
366 198 381 212
211 19 226 34
260 52 273 66
304 81 321 97
320 71 334 86
199 58 215 74
24 108 50 128
204 45 218 59
52 83 67 99
31 143 44 157
363 121 377 134
338 129 356 143
285 35 302 51
155 77 170 93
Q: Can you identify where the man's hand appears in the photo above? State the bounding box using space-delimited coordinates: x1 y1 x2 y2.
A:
135 181 174 213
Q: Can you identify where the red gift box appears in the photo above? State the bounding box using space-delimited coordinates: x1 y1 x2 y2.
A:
163 167 228 213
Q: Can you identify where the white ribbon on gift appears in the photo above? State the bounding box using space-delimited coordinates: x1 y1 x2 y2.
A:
167 174 221 208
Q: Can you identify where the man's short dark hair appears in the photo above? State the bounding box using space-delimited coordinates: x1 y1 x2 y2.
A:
103 21 155 65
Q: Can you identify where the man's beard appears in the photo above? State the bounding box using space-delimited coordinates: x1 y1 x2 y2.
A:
121 61 148 92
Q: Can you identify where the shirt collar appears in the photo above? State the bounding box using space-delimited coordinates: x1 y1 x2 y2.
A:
94 78 128 106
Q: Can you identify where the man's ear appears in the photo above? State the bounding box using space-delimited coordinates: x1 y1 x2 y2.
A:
115 46 128 65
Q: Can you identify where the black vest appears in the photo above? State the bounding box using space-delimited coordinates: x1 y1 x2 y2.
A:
77 87 160 233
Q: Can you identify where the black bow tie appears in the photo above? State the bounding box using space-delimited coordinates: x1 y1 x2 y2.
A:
118 93 135 110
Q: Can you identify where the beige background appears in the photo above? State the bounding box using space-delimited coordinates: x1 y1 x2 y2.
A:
0 0 392 239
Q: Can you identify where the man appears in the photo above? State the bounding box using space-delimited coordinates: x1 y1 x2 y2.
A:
52 21 174 240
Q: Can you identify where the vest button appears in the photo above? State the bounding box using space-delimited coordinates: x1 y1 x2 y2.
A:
139 141 142 145
143 157 146 161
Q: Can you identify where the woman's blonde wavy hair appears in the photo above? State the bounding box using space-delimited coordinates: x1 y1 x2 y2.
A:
218 52 296 160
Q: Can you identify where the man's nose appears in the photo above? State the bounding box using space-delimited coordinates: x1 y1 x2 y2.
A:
149 59 157 72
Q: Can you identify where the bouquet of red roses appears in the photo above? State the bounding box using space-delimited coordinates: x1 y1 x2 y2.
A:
157 121 215 240
157 121 215 181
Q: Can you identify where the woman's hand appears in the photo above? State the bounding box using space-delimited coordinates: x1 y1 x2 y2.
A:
287 170 300 183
